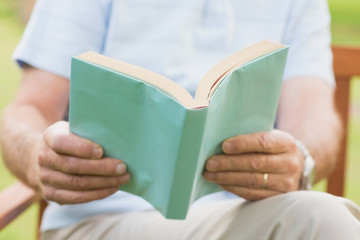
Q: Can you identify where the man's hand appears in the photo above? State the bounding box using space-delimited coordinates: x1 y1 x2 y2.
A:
204 130 303 200
37 121 129 204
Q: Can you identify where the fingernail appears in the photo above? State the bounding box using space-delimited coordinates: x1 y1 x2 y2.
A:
223 141 234 153
206 158 219 171
116 164 126 175
93 147 103 159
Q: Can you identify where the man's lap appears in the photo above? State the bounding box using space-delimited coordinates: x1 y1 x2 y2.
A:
41 191 360 240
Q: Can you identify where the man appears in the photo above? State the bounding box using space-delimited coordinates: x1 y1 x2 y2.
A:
1 0 360 239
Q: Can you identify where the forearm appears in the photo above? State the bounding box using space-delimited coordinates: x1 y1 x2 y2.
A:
1 104 50 190
276 77 341 182
1 66 70 190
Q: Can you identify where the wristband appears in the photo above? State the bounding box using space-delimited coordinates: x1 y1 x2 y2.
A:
296 140 316 190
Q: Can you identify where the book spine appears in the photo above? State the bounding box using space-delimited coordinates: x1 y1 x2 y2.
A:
165 108 208 219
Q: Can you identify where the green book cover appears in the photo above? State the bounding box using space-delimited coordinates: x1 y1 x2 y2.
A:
69 40 289 219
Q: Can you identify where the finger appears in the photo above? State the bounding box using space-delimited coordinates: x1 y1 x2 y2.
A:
42 185 119 204
205 171 266 189
204 171 298 192
222 130 296 154
206 152 301 174
39 149 127 176
220 185 281 201
206 153 297 174
44 121 103 159
39 167 130 191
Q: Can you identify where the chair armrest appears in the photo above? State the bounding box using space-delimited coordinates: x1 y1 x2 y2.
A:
332 46 360 76
0 181 39 230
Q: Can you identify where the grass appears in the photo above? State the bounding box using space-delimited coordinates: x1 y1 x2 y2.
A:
0 2 39 240
329 0 360 45
345 79 360 201
0 3 22 187
328 0 360 203
0 0 360 239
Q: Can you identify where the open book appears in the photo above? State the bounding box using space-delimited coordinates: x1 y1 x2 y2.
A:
69 40 289 219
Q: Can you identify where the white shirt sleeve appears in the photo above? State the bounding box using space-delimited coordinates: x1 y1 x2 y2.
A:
13 0 112 79
282 0 334 86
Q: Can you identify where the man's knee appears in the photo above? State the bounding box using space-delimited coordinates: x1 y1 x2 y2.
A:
228 191 360 239
270 191 360 239
279 191 352 221
284 191 351 215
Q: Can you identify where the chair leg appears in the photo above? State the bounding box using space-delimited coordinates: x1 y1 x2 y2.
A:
327 76 350 196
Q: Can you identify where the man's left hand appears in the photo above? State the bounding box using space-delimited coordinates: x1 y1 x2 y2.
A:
204 130 304 200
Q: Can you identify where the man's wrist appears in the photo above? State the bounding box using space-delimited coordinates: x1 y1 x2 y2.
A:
296 140 316 190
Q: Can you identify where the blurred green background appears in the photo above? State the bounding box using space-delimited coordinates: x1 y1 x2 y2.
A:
0 0 359 239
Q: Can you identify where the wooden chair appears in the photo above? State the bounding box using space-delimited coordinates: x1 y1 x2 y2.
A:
327 46 360 196
0 46 359 237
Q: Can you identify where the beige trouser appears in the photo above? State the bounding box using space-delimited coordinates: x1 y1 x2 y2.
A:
42 191 360 240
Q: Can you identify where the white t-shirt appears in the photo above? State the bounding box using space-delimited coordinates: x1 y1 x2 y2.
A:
14 0 334 231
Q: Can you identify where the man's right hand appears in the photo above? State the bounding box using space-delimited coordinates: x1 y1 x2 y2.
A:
37 121 129 205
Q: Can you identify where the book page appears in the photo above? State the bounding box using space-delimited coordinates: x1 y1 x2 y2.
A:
194 40 286 107
76 41 285 109
77 52 196 109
